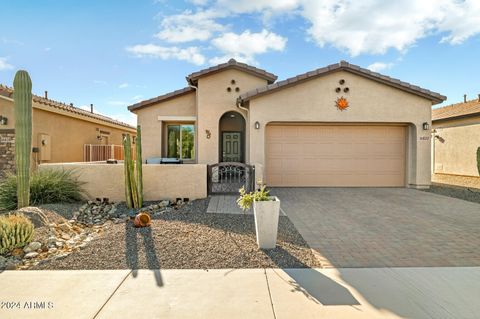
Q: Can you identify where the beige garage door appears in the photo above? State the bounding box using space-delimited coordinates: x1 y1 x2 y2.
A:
266 124 406 187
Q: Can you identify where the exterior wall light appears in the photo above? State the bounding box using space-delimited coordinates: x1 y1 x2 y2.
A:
205 129 211 139
0 115 7 125
254 121 260 129
422 122 430 130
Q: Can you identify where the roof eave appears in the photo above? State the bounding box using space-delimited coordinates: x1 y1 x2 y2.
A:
432 112 480 123
239 64 446 105
128 87 195 112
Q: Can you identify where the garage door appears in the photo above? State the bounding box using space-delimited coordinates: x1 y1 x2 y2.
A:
266 124 406 187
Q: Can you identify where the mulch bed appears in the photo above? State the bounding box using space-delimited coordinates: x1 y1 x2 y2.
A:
33 199 321 270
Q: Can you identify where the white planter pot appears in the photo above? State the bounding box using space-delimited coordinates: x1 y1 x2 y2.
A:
253 197 280 249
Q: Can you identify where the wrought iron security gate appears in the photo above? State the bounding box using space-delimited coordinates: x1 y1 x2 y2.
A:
207 162 255 195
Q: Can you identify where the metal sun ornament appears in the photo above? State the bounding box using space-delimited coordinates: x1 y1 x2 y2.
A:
336 96 349 111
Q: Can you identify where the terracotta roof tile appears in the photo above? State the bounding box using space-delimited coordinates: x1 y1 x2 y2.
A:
238 61 446 104
0 84 135 130
432 98 480 122
186 58 277 85
128 87 194 111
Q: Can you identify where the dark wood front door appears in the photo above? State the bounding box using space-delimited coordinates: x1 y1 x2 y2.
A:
222 132 241 162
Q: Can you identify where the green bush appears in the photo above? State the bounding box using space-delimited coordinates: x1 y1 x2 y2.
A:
0 169 85 211
0 213 34 255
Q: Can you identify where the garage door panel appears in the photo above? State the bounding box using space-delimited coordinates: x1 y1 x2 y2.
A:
265 125 406 187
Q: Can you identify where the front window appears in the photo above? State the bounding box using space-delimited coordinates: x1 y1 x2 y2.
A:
167 124 195 160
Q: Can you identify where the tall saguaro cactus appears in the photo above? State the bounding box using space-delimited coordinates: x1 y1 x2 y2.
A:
135 125 143 208
13 70 32 208
123 126 143 209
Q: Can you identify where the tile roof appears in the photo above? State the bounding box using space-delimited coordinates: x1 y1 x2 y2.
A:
127 87 194 112
0 84 135 130
432 97 480 122
186 58 277 85
238 61 446 105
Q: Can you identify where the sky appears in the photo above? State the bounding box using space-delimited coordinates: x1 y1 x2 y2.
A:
1 0 479 126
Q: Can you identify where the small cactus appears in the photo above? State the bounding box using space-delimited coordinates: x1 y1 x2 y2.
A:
13 70 33 208
0 213 34 255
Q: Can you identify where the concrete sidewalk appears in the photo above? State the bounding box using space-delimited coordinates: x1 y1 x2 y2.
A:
1 267 479 319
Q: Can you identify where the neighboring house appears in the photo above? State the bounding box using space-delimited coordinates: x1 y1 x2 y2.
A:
128 59 445 188
0 85 136 173
432 95 480 177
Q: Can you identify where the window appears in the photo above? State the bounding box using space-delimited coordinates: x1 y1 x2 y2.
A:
167 124 195 160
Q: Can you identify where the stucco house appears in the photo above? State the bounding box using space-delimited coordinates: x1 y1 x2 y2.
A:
0 85 136 174
432 95 480 177
129 59 445 189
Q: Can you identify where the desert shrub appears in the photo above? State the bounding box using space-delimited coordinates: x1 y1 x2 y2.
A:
0 213 34 255
477 147 480 175
0 169 85 211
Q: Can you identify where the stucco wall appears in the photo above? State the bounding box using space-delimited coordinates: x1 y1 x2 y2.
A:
0 97 136 164
432 122 480 176
0 98 14 129
39 163 207 201
134 92 196 160
196 69 268 164
247 70 433 188
0 129 15 176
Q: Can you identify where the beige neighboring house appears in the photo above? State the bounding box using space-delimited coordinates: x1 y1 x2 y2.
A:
0 85 136 173
129 59 445 189
432 95 480 177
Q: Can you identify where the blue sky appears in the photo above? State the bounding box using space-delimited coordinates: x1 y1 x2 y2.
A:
1 0 479 125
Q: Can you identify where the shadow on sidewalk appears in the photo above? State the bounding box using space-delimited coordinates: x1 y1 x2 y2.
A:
125 221 163 287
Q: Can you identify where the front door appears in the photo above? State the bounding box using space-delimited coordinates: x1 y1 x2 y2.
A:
222 132 241 162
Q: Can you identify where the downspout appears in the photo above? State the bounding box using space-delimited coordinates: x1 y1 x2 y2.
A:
236 97 249 164
236 96 248 114
188 81 198 163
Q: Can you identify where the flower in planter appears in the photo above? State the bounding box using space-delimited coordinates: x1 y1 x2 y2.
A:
237 185 272 211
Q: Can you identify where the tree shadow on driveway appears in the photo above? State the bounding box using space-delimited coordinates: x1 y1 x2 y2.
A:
125 221 163 287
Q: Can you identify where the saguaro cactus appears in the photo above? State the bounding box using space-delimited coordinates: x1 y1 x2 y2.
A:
13 70 33 208
123 129 143 209
135 125 143 208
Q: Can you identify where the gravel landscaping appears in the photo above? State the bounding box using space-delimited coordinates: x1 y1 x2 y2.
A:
32 198 321 270
423 184 480 204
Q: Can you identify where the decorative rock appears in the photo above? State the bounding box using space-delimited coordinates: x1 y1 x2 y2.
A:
5 262 18 270
23 241 42 253
61 233 71 240
0 255 7 269
55 253 69 260
55 241 64 248
66 239 76 246
11 248 24 257
159 200 170 207
48 247 58 254
24 252 39 259
57 222 71 233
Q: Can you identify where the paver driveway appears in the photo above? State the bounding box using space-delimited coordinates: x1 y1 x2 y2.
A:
271 188 480 268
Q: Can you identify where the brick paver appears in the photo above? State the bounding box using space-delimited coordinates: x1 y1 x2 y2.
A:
271 188 480 268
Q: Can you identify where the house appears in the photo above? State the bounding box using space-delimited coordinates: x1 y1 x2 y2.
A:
128 59 445 188
0 85 136 174
432 95 480 177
